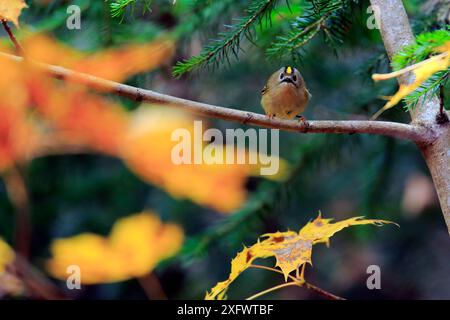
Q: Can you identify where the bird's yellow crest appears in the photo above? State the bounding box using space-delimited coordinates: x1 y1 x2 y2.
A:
286 66 293 74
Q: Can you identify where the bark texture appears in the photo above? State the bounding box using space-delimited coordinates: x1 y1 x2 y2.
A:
371 0 450 232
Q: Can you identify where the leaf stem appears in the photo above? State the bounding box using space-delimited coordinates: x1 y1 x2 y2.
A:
246 282 299 300
1 20 23 54
249 264 345 300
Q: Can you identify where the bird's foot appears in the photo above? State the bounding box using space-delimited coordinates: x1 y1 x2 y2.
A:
243 113 254 125
295 115 310 132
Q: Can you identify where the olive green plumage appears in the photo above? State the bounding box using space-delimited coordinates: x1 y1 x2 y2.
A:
261 66 311 119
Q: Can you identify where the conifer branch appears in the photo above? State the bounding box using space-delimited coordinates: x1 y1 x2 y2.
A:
391 28 450 110
268 0 352 57
173 0 280 77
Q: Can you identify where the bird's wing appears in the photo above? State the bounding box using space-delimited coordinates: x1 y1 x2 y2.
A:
305 88 312 99
261 84 269 95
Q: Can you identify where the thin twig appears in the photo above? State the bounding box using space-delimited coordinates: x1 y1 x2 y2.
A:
1 20 23 54
246 282 299 300
137 273 168 300
3 166 31 259
12 254 68 300
0 52 434 145
249 264 345 300
304 281 345 300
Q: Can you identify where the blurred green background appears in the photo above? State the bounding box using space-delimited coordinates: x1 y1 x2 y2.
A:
0 0 449 299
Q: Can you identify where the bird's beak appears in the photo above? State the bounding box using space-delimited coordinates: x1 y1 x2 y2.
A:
280 75 296 86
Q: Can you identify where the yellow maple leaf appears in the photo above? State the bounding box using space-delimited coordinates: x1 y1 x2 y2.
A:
0 238 15 273
371 41 450 119
0 0 27 27
205 213 397 300
47 211 184 284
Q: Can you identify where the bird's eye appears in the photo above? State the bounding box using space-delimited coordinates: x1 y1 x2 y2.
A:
279 73 284 80
293 75 297 82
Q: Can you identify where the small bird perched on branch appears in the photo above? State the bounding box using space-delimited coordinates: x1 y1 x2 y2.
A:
261 66 311 120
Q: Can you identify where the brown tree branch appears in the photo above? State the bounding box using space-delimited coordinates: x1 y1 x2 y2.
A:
370 0 450 233
0 52 434 145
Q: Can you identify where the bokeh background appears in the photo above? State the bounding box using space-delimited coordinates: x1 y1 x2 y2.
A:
0 0 449 299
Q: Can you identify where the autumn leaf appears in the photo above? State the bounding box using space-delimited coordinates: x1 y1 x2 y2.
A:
0 34 172 167
22 35 175 82
30 83 131 155
0 104 42 171
122 106 288 213
371 41 450 119
0 238 24 297
0 0 27 27
121 107 251 212
47 211 184 284
0 238 15 273
0 35 286 212
205 213 397 300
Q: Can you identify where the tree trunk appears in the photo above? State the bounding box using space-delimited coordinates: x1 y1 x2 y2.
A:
370 0 450 233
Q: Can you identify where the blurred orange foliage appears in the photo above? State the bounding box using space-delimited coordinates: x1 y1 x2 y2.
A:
47 212 184 284
23 35 175 82
122 107 252 212
0 34 285 213
0 104 41 171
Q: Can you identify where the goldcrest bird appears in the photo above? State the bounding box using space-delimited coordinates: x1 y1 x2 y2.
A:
261 66 311 120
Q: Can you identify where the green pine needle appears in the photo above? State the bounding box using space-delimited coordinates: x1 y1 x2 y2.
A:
172 0 281 77
392 27 450 110
267 0 353 58
110 0 153 19
392 27 450 70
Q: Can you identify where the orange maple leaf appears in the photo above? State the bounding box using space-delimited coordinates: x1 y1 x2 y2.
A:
0 103 42 171
0 35 286 213
22 35 175 82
